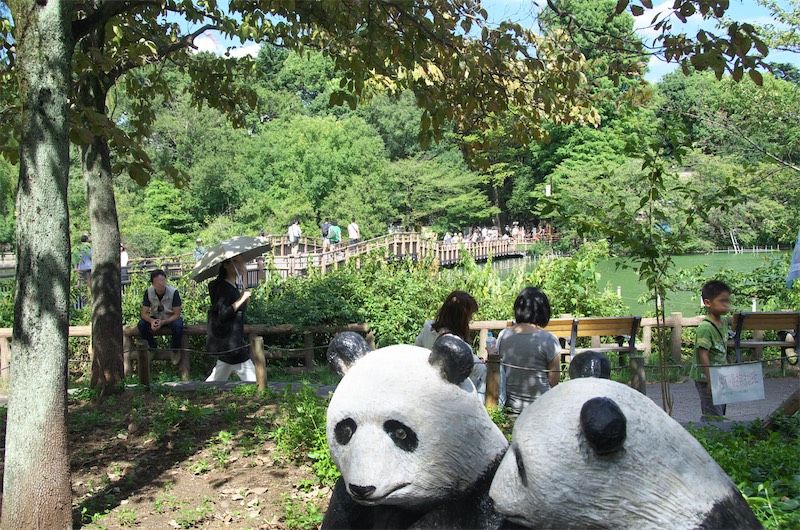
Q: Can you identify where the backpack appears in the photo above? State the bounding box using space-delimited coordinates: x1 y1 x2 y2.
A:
329 226 341 243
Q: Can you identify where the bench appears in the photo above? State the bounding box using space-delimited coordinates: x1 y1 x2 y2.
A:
482 316 645 397
122 325 201 381
570 316 642 362
730 312 799 365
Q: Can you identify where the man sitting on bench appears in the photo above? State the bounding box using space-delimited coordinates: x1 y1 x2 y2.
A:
137 269 184 351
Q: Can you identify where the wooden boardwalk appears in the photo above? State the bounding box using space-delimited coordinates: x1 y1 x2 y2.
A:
0 232 557 286
265 232 545 277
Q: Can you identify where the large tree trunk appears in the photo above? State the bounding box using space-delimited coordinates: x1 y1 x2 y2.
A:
2 0 74 528
77 27 124 397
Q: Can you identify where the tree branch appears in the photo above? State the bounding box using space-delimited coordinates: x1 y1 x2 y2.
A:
73 0 162 42
681 109 800 174
108 23 216 82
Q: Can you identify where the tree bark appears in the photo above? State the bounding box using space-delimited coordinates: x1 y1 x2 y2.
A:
2 0 74 528
77 26 124 397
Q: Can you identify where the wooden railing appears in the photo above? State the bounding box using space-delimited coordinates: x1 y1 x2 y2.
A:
0 323 372 387
469 311 798 405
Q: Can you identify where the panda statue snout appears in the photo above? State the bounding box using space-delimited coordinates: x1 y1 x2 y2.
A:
348 484 376 501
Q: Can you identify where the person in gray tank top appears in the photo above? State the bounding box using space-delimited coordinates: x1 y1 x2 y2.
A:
497 287 560 415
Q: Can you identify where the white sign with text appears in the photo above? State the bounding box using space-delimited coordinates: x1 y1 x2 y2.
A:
710 363 765 405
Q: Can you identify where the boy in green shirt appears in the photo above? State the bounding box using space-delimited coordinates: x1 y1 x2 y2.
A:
690 280 731 419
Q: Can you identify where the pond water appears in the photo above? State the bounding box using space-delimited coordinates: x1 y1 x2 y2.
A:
492 251 788 317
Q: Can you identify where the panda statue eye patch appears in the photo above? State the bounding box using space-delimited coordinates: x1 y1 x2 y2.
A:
335 418 357 445
384 420 418 452
514 446 527 487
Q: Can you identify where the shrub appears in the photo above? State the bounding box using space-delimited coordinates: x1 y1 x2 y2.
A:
689 416 800 529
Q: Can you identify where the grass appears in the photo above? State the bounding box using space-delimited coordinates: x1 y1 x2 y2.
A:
688 414 800 529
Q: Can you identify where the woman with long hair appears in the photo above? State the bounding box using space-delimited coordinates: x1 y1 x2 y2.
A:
205 255 256 382
497 287 561 414
415 290 486 401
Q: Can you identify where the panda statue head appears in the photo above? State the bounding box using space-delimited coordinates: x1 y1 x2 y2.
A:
489 378 761 529
326 332 508 509
568 350 611 379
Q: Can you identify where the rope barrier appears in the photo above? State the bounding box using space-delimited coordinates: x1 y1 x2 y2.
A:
130 341 336 357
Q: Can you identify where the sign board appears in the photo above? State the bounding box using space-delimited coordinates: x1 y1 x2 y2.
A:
710 363 765 405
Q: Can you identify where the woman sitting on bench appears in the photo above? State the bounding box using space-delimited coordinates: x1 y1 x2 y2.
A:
498 287 561 415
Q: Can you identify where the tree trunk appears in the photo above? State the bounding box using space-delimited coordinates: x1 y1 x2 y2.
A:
2 0 73 528
77 27 124 397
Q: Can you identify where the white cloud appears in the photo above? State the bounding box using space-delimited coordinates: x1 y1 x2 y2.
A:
191 32 260 59
193 34 221 54
227 44 261 58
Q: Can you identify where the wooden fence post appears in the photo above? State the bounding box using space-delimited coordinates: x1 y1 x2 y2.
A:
629 356 646 395
478 328 488 359
179 333 190 381
250 335 268 391
642 325 652 361
122 334 134 376
303 331 315 369
485 354 501 407
257 257 266 283
670 312 683 362
0 337 10 385
136 339 151 389
753 330 764 359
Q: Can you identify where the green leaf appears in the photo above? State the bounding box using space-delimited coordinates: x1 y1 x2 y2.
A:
748 69 763 86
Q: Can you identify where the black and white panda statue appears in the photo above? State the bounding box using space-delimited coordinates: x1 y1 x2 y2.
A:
489 378 762 529
322 332 509 529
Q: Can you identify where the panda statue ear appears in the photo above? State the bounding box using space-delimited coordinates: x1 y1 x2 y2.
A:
580 397 627 456
327 331 372 376
429 334 474 384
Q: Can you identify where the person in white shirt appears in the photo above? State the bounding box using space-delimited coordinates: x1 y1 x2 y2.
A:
347 219 360 246
288 219 302 255
120 244 129 268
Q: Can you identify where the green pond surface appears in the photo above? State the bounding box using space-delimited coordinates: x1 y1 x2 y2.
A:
495 251 788 317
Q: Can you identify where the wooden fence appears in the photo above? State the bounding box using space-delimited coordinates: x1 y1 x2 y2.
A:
0 323 372 386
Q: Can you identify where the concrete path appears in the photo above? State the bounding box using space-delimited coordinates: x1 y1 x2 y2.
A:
646 376 798 427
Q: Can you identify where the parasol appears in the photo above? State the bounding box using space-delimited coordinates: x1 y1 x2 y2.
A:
190 235 271 282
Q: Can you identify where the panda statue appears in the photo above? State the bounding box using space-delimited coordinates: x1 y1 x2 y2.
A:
568 350 612 379
322 332 509 529
489 378 762 529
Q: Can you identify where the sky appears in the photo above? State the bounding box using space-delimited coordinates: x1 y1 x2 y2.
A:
191 0 798 84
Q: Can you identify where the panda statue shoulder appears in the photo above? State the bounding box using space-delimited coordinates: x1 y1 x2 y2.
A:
489 378 762 529
323 332 509 529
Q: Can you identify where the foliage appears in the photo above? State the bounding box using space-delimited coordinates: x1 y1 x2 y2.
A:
487 405 514 441
672 253 800 314
278 494 326 530
526 240 629 317
689 416 800 529
271 385 340 487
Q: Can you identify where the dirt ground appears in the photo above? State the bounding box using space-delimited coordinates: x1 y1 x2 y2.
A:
3 387 333 529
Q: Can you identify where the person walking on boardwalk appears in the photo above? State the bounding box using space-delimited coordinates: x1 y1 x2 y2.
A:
288 219 302 256
328 220 342 251
347 218 360 246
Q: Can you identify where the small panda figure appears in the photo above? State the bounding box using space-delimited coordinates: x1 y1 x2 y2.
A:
490 378 762 529
323 332 509 529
